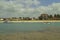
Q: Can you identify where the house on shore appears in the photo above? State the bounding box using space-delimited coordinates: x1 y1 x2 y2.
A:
38 14 49 20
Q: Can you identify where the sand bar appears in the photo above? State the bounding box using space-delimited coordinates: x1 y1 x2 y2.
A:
0 20 60 23
4 20 60 22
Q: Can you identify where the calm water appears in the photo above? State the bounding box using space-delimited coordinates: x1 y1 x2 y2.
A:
0 22 60 32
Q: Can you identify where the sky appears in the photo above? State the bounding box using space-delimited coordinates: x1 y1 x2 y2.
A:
0 0 60 18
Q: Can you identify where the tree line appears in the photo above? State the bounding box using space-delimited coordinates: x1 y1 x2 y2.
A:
38 14 60 20
0 14 60 21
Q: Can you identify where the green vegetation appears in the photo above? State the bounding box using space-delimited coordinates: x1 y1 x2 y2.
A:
0 14 60 21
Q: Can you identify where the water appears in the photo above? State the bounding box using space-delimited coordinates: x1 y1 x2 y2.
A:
0 22 60 33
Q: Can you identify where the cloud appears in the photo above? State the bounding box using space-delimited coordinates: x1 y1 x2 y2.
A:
0 0 40 17
0 0 60 18
38 3 60 15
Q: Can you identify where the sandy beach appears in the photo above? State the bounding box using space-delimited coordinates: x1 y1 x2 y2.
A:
0 20 60 23
6 20 60 22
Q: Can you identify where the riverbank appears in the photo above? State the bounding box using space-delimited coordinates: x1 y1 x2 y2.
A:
0 20 60 23
9 20 60 22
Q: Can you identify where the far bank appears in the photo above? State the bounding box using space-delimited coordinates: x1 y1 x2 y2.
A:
0 20 60 23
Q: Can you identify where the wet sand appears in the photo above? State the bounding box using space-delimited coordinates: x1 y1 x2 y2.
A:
0 27 60 40
0 32 60 40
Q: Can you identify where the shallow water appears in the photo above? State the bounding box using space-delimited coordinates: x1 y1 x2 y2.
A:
0 22 60 32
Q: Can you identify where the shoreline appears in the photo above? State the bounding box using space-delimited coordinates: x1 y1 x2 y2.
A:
0 20 60 23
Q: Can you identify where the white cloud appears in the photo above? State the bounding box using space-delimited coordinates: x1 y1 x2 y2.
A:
34 3 60 16
0 0 40 17
0 0 60 17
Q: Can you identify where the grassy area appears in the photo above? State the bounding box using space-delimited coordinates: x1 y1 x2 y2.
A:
0 27 60 40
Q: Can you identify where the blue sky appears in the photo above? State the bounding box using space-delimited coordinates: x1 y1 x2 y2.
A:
40 0 60 6
0 0 60 18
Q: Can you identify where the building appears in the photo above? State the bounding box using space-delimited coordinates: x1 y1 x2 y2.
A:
40 14 48 20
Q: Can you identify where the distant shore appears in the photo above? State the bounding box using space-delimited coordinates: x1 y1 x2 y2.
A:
0 20 60 23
